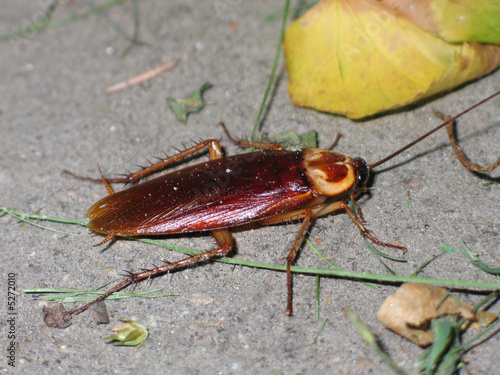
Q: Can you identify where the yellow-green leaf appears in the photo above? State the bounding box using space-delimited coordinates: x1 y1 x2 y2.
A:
376 0 500 44
429 0 500 44
284 0 500 119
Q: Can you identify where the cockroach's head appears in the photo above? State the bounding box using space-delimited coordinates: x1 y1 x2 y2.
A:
352 157 369 190
300 148 369 197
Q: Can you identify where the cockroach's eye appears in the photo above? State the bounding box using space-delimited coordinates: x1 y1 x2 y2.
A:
353 157 369 187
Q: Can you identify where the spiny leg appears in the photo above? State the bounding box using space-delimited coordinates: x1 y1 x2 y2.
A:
260 201 343 225
68 140 225 251
219 122 285 150
63 139 224 184
326 133 343 151
261 194 403 254
97 164 114 195
220 121 342 151
270 199 406 253
285 209 312 316
339 201 407 253
68 228 233 316
349 194 367 224
262 197 406 315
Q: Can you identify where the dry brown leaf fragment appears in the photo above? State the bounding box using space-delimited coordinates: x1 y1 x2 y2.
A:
469 310 498 330
43 304 72 329
377 283 475 347
89 301 110 324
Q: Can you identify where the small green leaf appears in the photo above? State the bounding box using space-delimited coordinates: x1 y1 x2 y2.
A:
270 130 318 150
105 319 148 347
458 239 500 275
166 82 213 123
254 130 318 151
441 244 458 254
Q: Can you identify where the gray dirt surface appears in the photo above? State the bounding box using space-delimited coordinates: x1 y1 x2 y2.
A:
1 1 499 374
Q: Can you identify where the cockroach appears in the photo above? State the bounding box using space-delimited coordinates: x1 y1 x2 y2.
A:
51 91 499 326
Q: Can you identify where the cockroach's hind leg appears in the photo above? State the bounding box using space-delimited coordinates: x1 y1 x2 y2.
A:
64 229 234 321
340 201 407 254
433 111 500 173
67 278 133 316
93 234 115 247
219 121 285 150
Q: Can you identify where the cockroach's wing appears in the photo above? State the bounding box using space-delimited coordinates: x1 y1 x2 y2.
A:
86 150 315 237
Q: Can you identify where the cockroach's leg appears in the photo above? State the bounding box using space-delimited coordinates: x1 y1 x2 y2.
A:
119 139 224 181
349 196 366 224
433 111 500 173
326 133 342 150
97 164 114 195
221 121 342 151
281 199 358 314
63 139 224 184
68 228 233 316
339 201 407 253
285 209 312 316
219 122 285 150
259 201 344 225
263 198 399 314
66 141 231 317
259 208 310 225
94 234 115 247
263 197 406 313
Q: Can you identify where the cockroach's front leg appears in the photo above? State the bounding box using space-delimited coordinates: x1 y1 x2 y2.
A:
261 198 407 315
261 199 406 253
67 228 233 317
63 139 224 184
339 201 407 253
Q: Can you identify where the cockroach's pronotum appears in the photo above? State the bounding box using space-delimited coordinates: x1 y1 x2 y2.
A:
47 91 499 326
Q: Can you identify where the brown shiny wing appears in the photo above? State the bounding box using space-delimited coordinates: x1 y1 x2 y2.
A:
86 150 315 236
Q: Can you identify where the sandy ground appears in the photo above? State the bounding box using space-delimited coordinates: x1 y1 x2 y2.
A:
1 1 499 374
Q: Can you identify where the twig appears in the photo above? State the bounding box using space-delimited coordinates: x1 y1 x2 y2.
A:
104 58 179 93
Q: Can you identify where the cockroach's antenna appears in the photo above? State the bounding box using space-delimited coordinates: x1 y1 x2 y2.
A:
368 91 500 169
